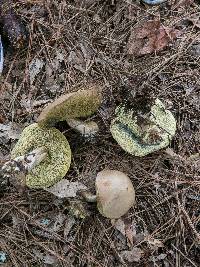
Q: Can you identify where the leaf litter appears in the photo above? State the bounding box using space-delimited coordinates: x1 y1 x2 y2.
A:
127 20 181 56
0 0 199 266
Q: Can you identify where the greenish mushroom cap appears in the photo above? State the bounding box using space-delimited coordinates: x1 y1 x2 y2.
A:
37 84 102 127
11 123 71 188
110 99 176 156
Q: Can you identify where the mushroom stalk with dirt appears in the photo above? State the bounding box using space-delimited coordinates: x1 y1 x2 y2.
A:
80 170 135 219
10 123 72 188
1 147 47 188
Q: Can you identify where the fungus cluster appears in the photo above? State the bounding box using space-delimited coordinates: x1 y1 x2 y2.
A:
7 83 177 219
10 84 102 188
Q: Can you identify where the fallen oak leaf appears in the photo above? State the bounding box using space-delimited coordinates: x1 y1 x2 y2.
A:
127 20 180 56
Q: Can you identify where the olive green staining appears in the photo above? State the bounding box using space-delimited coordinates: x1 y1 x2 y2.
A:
11 123 71 188
37 84 103 127
110 98 176 156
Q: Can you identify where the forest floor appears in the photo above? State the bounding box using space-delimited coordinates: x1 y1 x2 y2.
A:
0 0 199 266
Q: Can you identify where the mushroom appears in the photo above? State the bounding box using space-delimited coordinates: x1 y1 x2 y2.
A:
81 170 135 219
37 84 102 127
110 98 176 156
10 123 71 188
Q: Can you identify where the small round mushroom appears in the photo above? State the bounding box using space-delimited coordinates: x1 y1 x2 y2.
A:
81 170 135 219
11 123 71 188
37 84 102 127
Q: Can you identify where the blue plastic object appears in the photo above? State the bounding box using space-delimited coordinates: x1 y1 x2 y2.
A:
142 0 167 5
0 251 7 264
40 218 51 226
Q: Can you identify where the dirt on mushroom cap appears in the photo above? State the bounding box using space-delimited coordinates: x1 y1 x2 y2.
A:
37 84 103 127
96 170 135 219
11 123 71 188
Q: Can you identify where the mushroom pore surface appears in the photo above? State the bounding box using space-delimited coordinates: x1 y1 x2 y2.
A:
11 123 71 188
96 170 135 219
110 98 176 156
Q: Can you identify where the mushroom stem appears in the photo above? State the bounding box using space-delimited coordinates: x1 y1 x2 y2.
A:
66 118 99 138
1 147 48 178
79 190 97 203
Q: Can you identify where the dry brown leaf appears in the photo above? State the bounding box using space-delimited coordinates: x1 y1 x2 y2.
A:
125 221 137 246
127 20 180 56
112 218 126 236
147 237 164 249
46 179 87 198
120 247 143 263
112 219 137 246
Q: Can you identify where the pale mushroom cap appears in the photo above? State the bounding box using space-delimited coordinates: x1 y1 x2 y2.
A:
96 170 135 219
37 84 102 127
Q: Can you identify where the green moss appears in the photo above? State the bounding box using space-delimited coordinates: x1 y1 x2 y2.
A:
37 85 102 127
110 99 176 156
11 123 71 188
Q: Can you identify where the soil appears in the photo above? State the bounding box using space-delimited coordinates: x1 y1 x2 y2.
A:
0 1 199 266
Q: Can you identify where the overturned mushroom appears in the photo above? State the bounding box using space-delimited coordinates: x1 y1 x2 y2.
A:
10 123 71 188
37 84 102 127
110 98 176 156
81 170 135 219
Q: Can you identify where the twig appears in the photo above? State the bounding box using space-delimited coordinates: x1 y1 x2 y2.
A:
180 205 200 244
171 244 198 267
